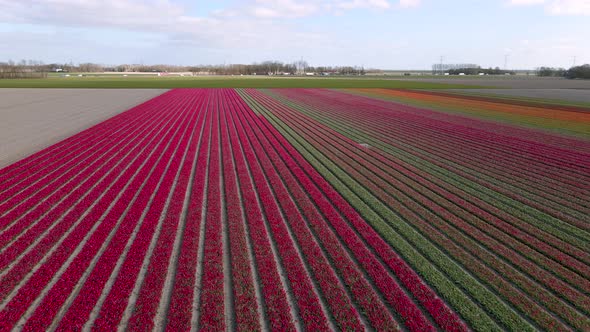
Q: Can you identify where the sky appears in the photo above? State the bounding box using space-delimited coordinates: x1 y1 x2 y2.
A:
0 0 588 69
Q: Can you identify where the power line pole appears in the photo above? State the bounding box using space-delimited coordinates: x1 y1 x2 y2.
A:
439 56 444 75
573 56 577 67
504 54 509 70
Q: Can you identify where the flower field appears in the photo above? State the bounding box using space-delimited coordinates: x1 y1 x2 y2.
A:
0 88 588 331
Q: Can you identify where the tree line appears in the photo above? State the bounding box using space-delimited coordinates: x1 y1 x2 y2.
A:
1 59 366 77
443 67 515 75
536 65 590 79
0 60 48 79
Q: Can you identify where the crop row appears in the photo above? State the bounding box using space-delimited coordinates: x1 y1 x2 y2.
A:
1 88 473 330
1 90 205 331
273 89 590 252
243 88 590 331
280 89 590 224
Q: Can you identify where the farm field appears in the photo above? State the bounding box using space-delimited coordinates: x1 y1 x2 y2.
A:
0 89 167 168
0 76 481 89
446 89 590 105
397 76 590 89
349 89 590 139
0 88 589 331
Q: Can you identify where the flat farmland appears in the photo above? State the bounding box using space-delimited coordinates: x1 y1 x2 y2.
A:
0 88 588 331
446 88 590 105
396 76 590 89
0 89 167 168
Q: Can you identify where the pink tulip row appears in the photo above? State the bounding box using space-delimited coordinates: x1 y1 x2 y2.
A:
228 91 335 331
197 95 226 331
275 89 590 262
270 104 587 329
89 91 204 331
124 92 209 331
165 93 213 331
264 92 590 296
218 92 261 331
0 89 199 330
32 93 201 331
331 89 590 164
345 112 590 211
287 88 590 189
280 89 590 212
246 88 469 331
255 88 589 331
0 90 193 297
0 100 177 269
222 90 297 331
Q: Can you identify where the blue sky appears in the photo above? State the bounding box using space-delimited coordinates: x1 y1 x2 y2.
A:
0 0 588 69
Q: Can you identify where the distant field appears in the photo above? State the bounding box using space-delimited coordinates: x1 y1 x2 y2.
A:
445 88 590 106
0 76 483 89
398 76 590 89
350 88 590 138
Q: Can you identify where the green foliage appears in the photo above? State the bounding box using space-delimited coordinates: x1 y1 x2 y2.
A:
566 64 590 79
536 67 567 77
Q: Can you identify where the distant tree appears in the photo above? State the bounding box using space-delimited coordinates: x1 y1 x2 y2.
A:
536 67 566 77
566 64 590 79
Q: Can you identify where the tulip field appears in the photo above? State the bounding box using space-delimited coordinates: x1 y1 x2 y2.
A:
0 88 588 331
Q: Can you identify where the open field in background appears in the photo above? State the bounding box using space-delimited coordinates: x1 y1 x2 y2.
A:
350 89 590 139
0 89 167 168
0 76 487 89
0 88 588 331
396 76 590 89
445 88 590 106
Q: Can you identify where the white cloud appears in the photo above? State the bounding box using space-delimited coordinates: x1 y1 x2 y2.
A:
546 0 590 14
506 0 590 15
249 0 319 18
334 0 392 10
507 0 546 5
399 0 421 8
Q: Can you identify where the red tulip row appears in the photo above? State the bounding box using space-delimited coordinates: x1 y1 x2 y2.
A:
222 91 297 331
90 91 204 331
269 99 588 328
251 88 590 330
0 98 176 265
264 91 590 294
274 89 590 260
27 90 202 331
0 90 193 298
245 88 471 331
165 92 213 331
292 88 590 189
0 92 174 232
339 89 590 167
240 94 421 330
124 92 208 331
218 92 261 331
0 89 199 330
0 92 177 207
279 89 590 213
197 95 226 331
228 91 341 331
244 89 472 329
0 91 174 188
